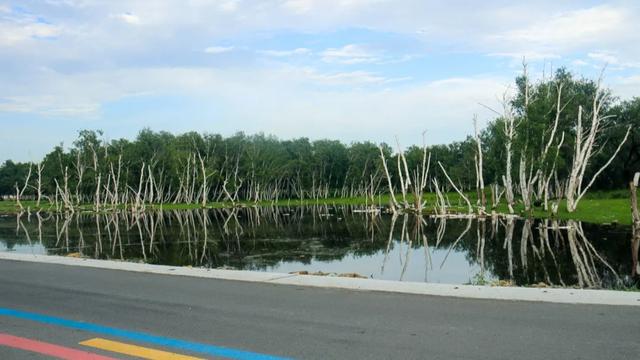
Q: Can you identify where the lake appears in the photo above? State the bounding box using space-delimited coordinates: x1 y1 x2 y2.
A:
0 206 635 288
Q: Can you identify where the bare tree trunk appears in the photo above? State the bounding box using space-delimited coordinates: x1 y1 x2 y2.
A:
35 162 44 207
438 161 472 213
498 93 517 214
15 164 33 211
378 145 399 211
518 154 532 211
409 132 431 212
473 116 486 211
197 152 207 207
74 152 85 206
432 178 447 215
90 145 101 212
395 138 410 208
566 71 631 212
566 103 632 212
134 163 145 212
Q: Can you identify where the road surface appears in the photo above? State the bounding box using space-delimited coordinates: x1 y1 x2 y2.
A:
0 259 638 359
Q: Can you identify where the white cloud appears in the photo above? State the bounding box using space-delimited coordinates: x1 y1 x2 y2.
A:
0 5 62 45
0 22 61 45
281 0 315 14
1 0 639 162
321 44 380 64
258 48 311 57
587 51 640 69
319 44 414 65
0 65 499 137
308 70 387 85
488 5 633 55
488 52 560 61
571 59 589 67
219 0 240 12
611 75 640 99
204 46 234 54
588 52 619 65
114 12 141 25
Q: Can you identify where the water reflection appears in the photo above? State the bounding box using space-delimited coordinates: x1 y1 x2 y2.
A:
0 207 635 288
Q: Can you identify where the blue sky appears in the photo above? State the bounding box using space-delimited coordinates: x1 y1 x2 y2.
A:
1 0 639 161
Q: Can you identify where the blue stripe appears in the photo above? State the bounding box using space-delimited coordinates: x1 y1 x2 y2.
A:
0 307 291 360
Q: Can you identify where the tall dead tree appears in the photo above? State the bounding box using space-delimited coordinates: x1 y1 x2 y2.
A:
517 60 534 212
34 162 45 207
197 151 215 208
500 93 517 213
409 132 431 212
15 164 33 211
535 81 567 211
378 145 400 211
395 137 411 208
482 91 518 214
90 144 101 212
472 115 486 211
565 74 632 212
73 152 86 205
438 161 472 214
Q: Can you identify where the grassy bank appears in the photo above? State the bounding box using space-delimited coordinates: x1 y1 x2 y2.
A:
1 191 637 225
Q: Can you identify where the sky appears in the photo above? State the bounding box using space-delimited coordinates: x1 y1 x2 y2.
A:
1 0 639 162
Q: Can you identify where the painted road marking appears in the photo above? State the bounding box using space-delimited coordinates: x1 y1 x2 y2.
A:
0 332 117 360
81 338 205 360
0 307 291 360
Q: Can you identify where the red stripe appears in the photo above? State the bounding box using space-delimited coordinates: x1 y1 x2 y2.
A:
0 333 117 360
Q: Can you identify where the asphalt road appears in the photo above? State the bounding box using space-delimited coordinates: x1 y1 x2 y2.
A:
0 259 638 360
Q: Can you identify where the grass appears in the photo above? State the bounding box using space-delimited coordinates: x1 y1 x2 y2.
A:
1 190 637 225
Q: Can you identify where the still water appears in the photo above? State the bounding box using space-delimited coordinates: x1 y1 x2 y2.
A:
0 206 635 288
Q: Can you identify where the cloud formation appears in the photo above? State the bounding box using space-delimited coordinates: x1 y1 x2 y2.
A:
0 0 638 161
204 46 234 54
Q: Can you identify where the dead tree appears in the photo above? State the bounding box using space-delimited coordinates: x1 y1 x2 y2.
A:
109 154 122 207
15 164 33 211
484 92 518 214
197 151 215 207
378 145 400 211
518 60 534 212
490 183 504 210
221 155 243 205
54 167 74 212
395 137 411 208
90 145 101 212
535 82 566 208
409 132 431 212
73 152 86 205
132 163 145 212
540 132 565 212
438 161 472 213
34 162 45 207
565 74 632 212
472 116 486 211
432 178 447 215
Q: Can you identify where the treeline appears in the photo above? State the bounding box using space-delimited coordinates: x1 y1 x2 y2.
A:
0 68 638 211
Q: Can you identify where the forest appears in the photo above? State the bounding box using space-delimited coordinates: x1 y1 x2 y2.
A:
1 67 639 217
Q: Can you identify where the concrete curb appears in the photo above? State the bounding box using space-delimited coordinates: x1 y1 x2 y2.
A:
1 252 639 306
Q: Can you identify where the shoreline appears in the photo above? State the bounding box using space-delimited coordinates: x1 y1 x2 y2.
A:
1 251 638 306
0 195 636 225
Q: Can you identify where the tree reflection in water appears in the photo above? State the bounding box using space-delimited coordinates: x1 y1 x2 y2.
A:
1 206 636 288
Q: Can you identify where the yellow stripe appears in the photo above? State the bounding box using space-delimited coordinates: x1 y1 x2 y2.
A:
79 338 204 360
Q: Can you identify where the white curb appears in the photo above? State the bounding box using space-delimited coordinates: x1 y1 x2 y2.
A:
1 252 639 306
